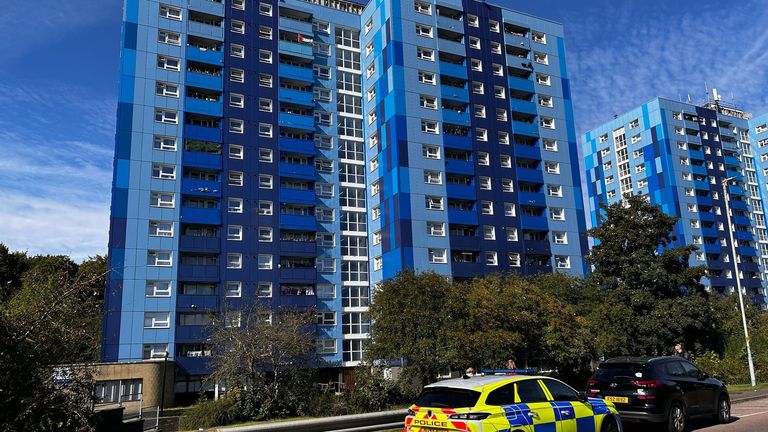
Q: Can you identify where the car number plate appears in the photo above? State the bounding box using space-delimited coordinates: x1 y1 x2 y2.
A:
604 396 629 404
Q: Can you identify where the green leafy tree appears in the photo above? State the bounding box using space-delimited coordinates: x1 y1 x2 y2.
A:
586 195 726 356
367 271 455 386
0 243 29 302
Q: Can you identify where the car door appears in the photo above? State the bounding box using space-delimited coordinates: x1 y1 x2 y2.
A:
680 360 711 413
541 379 593 432
663 360 700 414
486 379 556 432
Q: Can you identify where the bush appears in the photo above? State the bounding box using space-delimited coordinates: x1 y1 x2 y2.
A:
178 397 240 430
345 366 407 413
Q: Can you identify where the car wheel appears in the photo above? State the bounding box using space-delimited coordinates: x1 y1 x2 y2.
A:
600 416 620 432
714 395 730 424
667 402 686 432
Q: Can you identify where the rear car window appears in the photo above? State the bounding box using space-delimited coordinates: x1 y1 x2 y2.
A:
415 387 482 408
594 363 649 380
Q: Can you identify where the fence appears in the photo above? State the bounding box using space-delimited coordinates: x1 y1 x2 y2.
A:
215 409 407 432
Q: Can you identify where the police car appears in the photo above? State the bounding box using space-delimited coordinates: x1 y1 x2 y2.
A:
404 370 622 432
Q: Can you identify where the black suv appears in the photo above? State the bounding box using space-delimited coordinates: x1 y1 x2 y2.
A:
586 356 730 432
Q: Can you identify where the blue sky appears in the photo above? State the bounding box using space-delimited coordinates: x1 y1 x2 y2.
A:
1 0 767 261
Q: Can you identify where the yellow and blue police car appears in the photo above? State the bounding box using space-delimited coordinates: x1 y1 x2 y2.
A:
404 371 622 432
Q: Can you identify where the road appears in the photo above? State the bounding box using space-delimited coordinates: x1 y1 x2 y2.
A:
623 396 768 432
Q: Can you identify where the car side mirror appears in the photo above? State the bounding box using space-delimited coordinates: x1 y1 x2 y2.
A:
698 372 709 380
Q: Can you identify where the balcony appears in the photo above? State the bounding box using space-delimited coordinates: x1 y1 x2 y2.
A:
280 214 316 231
447 209 478 225
186 71 222 91
180 235 220 253
280 188 316 205
188 0 224 16
278 16 313 34
279 88 314 106
184 124 222 142
436 15 464 32
739 246 758 257
185 97 222 116
524 240 551 255
439 61 467 79
178 264 219 281
280 241 316 256
691 164 708 176
728 185 745 196
278 40 313 59
521 215 548 231
442 109 470 126
279 162 315 180
519 192 547 207
516 168 544 183
182 179 221 197
511 121 539 137
180 207 221 225
451 261 483 277
182 151 221 170
186 46 223 65
448 235 480 250
731 200 748 212
525 264 552 275
279 137 315 155
175 356 210 376
279 112 315 131
443 134 472 150
444 159 474 175
508 76 535 93
278 295 317 308
440 85 469 103
510 99 538 116
514 144 542 160
188 21 223 40
446 183 476 200
279 64 314 83
504 33 530 48
280 268 317 281
436 39 465 57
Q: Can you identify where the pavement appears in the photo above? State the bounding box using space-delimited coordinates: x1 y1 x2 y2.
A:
729 386 768 403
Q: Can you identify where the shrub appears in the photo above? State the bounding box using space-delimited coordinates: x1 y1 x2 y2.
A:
178 397 240 430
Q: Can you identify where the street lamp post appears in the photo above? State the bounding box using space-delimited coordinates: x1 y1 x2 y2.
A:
721 177 757 387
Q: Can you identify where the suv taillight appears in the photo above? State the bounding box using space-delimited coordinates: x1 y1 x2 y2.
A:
449 412 490 420
631 379 662 388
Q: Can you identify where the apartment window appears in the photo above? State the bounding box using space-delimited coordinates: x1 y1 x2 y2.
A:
316 158 334 173
159 4 182 20
553 231 568 244
532 31 547 44
227 198 243 213
373 256 383 271
259 49 272 63
472 81 484 94
501 179 514 192
253 254 271 270
424 170 442 184
225 281 242 298
256 282 272 298
509 252 521 267
259 2 272 15
149 221 174 237
480 201 493 215
421 120 439 134
474 104 486 118
150 192 174 208
536 73 551 85
490 41 502 54
317 312 336 326
226 145 243 161
544 161 560 174
371 230 382 246
147 250 172 267
416 24 433 38
467 14 479 27
489 20 500 32
314 88 332 102
229 119 244 133
426 196 444 210
499 131 510 145
144 312 170 329
257 148 272 163
507 228 518 242
151 163 176 180
555 256 571 269
477 152 489 165
228 253 243 269
427 221 445 236
479 176 491 190
259 123 273 137
534 52 548 65
227 225 243 241
312 19 330 34
258 25 274 39
370 157 380 173
315 135 333 149
365 17 373 33
158 30 181 46
496 108 508 121
492 63 504 76
145 281 171 297
540 117 555 129
493 85 505 99
415 1 432 14
155 81 179 98
228 171 243 186
230 68 244 83
232 20 245 34
418 70 436 85
314 65 331 79
470 58 482 71
157 55 180 71
420 95 438 110
316 182 334 197
550 208 565 220
539 95 553 107
259 73 272 87
504 203 516 217
316 284 335 299
485 251 498 266
229 93 245 109
316 207 335 222
258 174 273 189
371 206 380 220
429 248 447 263
543 139 558 152
230 44 245 58
416 47 434 61
317 233 335 247
317 258 335 273
423 145 440 159
483 226 496 240
154 109 178 124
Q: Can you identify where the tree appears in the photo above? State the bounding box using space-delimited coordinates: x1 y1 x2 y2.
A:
1 253 107 431
0 243 28 302
367 271 455 387
586 195 726 356
206 301 316 420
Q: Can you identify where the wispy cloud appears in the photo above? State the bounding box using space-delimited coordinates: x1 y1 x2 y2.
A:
563 0 768 135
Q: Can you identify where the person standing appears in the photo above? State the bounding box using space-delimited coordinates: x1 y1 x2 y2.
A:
673 343 691 360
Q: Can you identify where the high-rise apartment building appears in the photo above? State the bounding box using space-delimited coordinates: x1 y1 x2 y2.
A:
104 0 587 399
583 95 768 309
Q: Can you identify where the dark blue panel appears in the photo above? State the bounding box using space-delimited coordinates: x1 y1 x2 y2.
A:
123 22 137 50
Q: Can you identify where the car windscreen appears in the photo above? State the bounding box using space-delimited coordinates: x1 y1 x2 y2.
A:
415 387 482 408
594 363 649 380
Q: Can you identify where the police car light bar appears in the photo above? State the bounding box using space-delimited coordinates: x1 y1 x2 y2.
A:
481 369 536 376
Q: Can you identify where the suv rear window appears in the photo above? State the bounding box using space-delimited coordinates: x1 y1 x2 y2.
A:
415 387 482 408
594 363 649 380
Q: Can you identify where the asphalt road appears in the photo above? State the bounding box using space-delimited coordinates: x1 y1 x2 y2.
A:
623 396 768 432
